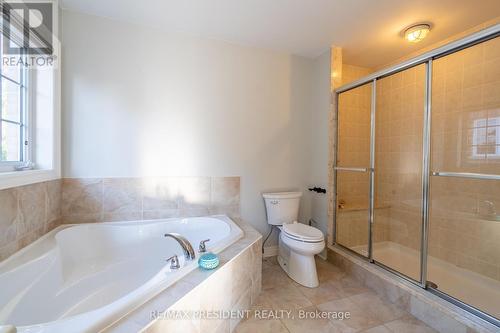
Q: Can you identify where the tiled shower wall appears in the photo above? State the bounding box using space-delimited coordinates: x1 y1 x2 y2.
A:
0 180 62 261
0 176 240 261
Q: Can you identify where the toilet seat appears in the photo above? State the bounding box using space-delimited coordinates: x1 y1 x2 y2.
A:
282 222 324 243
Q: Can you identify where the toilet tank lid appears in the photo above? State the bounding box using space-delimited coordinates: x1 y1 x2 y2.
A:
262 192 302 199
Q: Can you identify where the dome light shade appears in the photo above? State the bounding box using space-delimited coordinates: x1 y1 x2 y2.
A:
404 24 431 43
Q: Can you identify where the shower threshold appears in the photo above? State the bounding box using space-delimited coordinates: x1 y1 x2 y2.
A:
351 241 500 320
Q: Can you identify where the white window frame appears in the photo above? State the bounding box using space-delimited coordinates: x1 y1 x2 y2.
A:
471 116 500 160
0 61 32 172
0 0 61 190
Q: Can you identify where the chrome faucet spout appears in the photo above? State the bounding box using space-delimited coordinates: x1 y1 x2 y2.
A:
164 233 196 260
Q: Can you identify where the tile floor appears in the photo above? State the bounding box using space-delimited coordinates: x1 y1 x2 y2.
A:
235 256 437 333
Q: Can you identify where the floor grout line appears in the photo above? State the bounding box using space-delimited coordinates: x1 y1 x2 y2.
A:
237 257 438 333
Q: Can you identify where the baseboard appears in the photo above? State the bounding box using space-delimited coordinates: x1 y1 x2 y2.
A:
263 245 278 258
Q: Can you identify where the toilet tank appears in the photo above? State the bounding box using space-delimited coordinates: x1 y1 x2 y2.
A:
262 192 302 225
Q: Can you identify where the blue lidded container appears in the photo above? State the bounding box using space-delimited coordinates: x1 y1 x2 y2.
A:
198 252 219 270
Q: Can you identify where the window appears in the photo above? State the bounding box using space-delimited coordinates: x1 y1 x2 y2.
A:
471 115 500 160
0 1 59 189
0 35 31 171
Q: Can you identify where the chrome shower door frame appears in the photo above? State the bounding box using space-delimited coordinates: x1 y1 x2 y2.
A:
332 24 500 327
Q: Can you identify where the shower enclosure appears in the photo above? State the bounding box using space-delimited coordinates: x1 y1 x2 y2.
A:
333 25 500 326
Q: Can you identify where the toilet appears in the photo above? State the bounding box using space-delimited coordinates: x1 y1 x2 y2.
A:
263 191 325 288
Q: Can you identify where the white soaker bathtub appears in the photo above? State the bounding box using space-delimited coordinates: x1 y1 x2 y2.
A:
0 215 243 333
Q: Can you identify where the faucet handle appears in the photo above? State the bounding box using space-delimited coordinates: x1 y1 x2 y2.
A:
199 239 210 253
166 255 180 269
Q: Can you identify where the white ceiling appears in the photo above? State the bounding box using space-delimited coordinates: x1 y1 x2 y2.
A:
61 0 500 68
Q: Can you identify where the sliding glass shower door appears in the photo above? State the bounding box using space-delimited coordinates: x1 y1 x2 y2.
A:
335 82 373 257
428 36 500 320
372 64 426 281
333 26 500 326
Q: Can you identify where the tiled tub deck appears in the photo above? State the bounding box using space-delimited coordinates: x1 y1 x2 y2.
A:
106 218 262 333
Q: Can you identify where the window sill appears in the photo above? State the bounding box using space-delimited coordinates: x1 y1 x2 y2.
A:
0 169 60 190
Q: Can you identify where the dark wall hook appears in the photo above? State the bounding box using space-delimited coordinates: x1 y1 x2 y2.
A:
308 187 326 194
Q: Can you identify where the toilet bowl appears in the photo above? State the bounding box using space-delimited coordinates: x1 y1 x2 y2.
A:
263 192 325 288
278 222 325 287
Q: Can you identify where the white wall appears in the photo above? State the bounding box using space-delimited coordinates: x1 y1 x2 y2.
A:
61 10 319 242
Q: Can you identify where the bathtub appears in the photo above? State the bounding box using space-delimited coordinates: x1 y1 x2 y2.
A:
0 215 243 333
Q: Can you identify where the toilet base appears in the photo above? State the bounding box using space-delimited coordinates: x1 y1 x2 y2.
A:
278 236 320 288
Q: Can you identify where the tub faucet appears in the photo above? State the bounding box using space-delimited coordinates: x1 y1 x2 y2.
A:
164 233 196 260
485 200 496 215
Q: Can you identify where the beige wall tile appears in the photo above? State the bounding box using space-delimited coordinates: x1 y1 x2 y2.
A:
0 179 62 260
177 177 211 209
179 207 210 217
0 188 18 246
62 178 103 216
18 227 45 249
60 176 241 224
2 176 241 260
103 178 142 213
45 218 61 233
142 177 178 211
211 177 240 207
143 209 179 220
102 212 143 222
0 241 20 261
61 213 102 224
46 179 62 223
209 205 240 218
18 182 47 236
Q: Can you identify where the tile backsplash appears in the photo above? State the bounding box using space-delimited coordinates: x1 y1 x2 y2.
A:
0 180 62 261
0 176 240 261
61 176 240 223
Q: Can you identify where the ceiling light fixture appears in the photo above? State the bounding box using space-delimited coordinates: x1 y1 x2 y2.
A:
404 23 431 43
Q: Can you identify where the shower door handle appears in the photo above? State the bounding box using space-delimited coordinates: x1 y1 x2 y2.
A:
432 171 500 181
334 167 368 172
